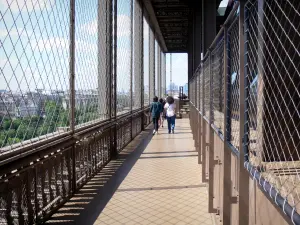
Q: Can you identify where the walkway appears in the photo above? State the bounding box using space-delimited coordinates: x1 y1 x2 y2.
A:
47 119 213 225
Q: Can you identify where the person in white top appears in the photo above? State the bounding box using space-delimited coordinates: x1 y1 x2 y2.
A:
164 96 176 134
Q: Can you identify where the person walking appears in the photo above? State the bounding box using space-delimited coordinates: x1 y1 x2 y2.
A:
159 98 166 127
150 96 162 135
164 96 176 134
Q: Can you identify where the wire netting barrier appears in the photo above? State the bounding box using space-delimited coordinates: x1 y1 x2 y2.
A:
143 18 150 106
199 70 203 113
0 0 71 152
211 37 225 133
203 57 210 119
227 17 240 150
0 0 160 223
116 0 132 115
75 0 107 127
190 76 195 106
245 0 300 214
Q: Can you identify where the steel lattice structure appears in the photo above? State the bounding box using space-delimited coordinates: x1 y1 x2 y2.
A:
189 1 300 224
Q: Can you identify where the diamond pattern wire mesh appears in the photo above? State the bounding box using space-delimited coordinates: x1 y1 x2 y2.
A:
227 17 240 150
0 0 70 151
199 70 203 113
245 0 300 213
75 0 106 127
211 37 225 133
203 58 210 119
117 0 132 115
190 77 194 105
132 0 143 110
143 18 150 106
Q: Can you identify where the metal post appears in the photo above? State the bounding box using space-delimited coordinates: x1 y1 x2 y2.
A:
208 49 217 213
222 25 232 224
141 1 145 130
111 0 118 159
69 0 76 193
130 0 133 141
201 57 207 183
69 0 75 133
238 0 249 223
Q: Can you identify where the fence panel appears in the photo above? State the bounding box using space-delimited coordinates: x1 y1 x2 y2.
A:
245 0 300 217
0 0 71 153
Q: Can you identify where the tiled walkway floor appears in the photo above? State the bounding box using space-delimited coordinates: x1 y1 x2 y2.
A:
47 119 213 225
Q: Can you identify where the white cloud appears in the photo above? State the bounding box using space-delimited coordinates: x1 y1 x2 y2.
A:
80 14 131 38
37 37 68 52
0 27 34 39
0 0 55 13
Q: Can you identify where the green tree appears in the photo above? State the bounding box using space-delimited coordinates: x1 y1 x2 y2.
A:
12 118 21 130
7 137 21 145
3 119 11 130
16 124 27 139
6 129 16 138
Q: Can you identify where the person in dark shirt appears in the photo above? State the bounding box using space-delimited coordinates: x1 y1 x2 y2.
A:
150 96 162 135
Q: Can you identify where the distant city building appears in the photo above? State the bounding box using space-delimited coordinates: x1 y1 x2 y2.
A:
16 99 38 117
0 100 16 117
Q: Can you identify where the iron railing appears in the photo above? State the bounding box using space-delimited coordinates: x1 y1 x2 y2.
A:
189 0 300 224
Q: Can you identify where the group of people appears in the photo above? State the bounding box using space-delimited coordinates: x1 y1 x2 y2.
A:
150 95 176 135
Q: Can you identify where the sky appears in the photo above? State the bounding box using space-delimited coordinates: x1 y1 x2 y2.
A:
0 0 188 95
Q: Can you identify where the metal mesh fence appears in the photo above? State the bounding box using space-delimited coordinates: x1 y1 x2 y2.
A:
227 17 240 149
0 0 71 151
143 18 150 106
75 0 107 127
199 70 203 113
203 57 210 119
116 0 132 115
245 0 300 214
211 37 225 133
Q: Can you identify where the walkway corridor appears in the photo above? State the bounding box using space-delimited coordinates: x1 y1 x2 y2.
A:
47 119 213 225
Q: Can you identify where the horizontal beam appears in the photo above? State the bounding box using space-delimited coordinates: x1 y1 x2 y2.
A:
143 0 168 52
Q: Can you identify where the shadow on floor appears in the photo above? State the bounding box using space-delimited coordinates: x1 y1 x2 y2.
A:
46 128 153 225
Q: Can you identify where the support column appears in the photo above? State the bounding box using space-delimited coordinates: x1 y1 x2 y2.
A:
238 0 249 224
161 53 166 97
134 0 143 109
194 5 202 71
149 29 155 100
188 9 194 82
111 0 118 159
202 0 216 54
157 47 161 97
98 0 112 120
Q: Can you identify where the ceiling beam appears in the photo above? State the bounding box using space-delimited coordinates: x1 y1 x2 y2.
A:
143 0 168 52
